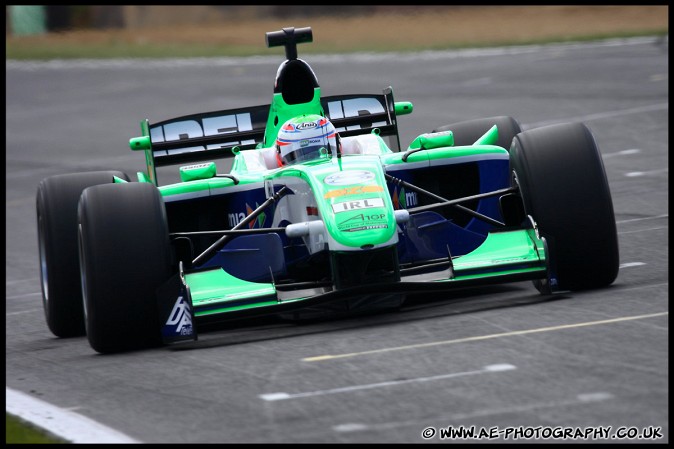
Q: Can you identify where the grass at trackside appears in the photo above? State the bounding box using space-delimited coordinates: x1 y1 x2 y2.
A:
6 29 668 60
6 413 68 444
6 5 668 60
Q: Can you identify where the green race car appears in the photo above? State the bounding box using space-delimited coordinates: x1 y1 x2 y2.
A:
36 27 619 353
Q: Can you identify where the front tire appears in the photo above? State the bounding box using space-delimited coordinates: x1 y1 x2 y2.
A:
78 182 172 353
510 122 619 291
36 171 129 338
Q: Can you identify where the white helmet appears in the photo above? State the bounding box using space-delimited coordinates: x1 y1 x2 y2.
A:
276 114 337 166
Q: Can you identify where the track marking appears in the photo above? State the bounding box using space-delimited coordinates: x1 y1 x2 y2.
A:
260 364 516 402
6 387 142 443
618 226 666 235
462 77 492 86
613 282 668 293
524 102 668 128
302 312 668 362
619 262 646 269
602 148 641 158
6 308 43 316
5 278 40 286
616 214 668 224
649 74 667 82
625 168 668 177
332 391 614 433
6 292 42 300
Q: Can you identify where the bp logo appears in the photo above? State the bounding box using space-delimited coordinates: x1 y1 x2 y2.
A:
165 295 193 337
324 170 375 186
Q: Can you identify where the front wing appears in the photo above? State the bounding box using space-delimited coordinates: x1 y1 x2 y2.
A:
158 227 548 343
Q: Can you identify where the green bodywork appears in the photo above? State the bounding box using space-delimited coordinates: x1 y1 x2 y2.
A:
128 48 547 321
132 136 545 317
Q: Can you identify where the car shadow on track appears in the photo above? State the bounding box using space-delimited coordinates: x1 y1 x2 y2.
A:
169 282 570 351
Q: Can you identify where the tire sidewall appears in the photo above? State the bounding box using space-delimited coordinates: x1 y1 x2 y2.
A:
79 182 172 353
510 123 619 290
36 171 129 337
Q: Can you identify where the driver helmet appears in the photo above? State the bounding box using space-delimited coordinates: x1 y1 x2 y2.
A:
276 114 337 166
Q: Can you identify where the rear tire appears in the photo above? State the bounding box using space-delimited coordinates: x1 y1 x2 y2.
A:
78 182 172 353
509 122 619 291
433 116 522 149
36 171 129 337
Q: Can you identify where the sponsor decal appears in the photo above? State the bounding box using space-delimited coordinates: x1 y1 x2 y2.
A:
392 186 418 209
331 197 384 214
342 224 388 233
491 257 526 264
165 295 193 337
228 203 266 228
324 170 375 186
228 211 246 228
296 121 318 130
338 212 388 232
151 112 254 145
183 163 210 171
157 271 197 344
324 185 384 199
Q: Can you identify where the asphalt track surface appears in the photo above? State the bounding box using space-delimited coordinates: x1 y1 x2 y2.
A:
6 37 668 443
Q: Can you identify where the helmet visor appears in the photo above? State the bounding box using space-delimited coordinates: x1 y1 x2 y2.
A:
282 144 329 165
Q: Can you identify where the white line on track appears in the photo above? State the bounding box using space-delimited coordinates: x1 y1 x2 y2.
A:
259 364 516 402
524 102 668 129
611 282 668 293
6 387 142 443
625 168 668 177
618 226 667 235
302 312 668 362
5 292 42 300
619 262 646 269
602 148 641 158
332 391 614 433
6 308 43 316
616 214 668 224
5 278 40 286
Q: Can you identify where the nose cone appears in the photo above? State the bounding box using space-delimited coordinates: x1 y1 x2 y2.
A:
310 159 398 250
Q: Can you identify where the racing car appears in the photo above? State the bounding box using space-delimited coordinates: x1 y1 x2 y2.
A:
36 26 619 353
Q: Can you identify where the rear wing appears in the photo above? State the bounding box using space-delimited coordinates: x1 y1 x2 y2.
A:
130 88 408 183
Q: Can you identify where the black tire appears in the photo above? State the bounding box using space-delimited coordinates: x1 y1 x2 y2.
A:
510 122 619 291
78 182 172 353
433 116 522 149
36 171 129 338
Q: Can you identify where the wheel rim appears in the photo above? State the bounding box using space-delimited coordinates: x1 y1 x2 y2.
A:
38 211 49 309
78 222 89 334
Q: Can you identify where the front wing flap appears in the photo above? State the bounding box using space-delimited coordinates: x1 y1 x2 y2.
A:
158 228 547 342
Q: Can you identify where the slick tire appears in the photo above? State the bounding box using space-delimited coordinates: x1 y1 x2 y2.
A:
509 122 619 291
78 182 172 353
433 116 522 149
36 171 130 338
